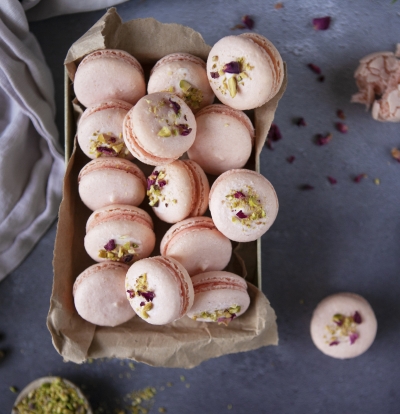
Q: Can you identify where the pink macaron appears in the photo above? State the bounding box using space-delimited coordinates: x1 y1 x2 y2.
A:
73 49 146 108
125 256 194 325
73 262 135 327
148 53 215 113
207 34 284 110
84 205 156 265
187 104 255 175
78 158 147 211
209 169 278 242
186 271 250 325
123 92 197 165
160 216 232 276
77 100 133 160
146 160 209 223
310 292 378 359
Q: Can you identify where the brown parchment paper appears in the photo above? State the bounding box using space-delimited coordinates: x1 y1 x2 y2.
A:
50 8 287 368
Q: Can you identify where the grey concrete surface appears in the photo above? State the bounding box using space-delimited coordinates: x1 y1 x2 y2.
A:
1 1 400 413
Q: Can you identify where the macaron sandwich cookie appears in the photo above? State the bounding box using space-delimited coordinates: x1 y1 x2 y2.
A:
73 262 135 327
160 217 232 276
73 49 146 108
148 53 215 113
207 34 284 110
146 160 210 223
187 104 255 175
186 271 250 325
84 205 156 265
209 169 278 242
78 158 147 211
125 256 194 325
77 100 133 160
310 292 377 359
123 92 197 165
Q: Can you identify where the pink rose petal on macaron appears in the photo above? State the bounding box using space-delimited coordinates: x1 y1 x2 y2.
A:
139 291 155 302
178 124 192 136
234 191 246 199
122 254 134 263
313 16 331 30
168 98 181 114
236 210 248 219
353 311 362 324
140 301 145 307
349 332 359 345
329 340 340 346
97 146 116 156
210 71 220 79
104 239 116 251
127 289 135 299
223 61 241 74
242 15 255 29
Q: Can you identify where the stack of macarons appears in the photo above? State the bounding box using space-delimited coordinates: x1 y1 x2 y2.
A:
72 33 284 328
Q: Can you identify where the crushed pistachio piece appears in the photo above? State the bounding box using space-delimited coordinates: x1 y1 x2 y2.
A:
228 77 237 98
141 302 153 319
13 377 88 413
178 79 203 110
212 55 218 61
179 79 192 93
158 126 172 137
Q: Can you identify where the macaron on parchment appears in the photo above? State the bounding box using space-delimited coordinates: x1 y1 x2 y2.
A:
84 205 156 265
207 34 284 110
146 160 209 223
209 169 278 242
187 104 255 175
125 256 194 325
77 100 133 160
160 216 232 276
73 262 135 327
148 52 215 113
123 92 197 165
78 158 147 211
186 271 250 325
310 292 378 359
74 49 146 108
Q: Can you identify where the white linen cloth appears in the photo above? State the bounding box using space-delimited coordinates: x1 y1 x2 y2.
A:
0 0 64 281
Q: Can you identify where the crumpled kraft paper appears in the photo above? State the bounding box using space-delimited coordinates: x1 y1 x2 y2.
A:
49 8 287 367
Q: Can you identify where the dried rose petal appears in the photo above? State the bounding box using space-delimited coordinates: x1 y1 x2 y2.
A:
127 289 135 299
241 15 254 29
223 61 241 74
354 173 366 183
349 332 359 345
300 184 314 190
234 191 246 199
236 210 248 219
210 71 220 79
266 139 274 150
104 239 116 251
316 133 332 146
337 109 346 120
317 75 325 82
336 122 348 133
391 148 400 162
287 156 295 164
140 302 145 307
139 291 155 302
97 146 116 155
168 98 180 114
307 63 321 74
122 254 134 263
353 311 362 324
147 178 156 190
329 341 340 346
158 180 167 188
109 137 117 143
327 176 337 185
268 124 282 142
177 124 192 136
296 117 307 127
313 16 331 31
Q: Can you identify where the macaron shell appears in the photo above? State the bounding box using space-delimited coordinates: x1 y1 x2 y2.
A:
77 100 133 160
183 160 210 217
187 104 254 175
73 262 135 327
209 169 279 242
74 49 146 107
160 217 232 276
125 256 194 325
148 161 195 224
207 35 282 110
85 205 155 264
130 93 196 158
148 53 214 113
186 271 250 322
310 293 377 359
78 159 146 211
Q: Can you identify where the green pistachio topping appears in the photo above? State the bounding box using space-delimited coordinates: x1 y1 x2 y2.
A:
98 240 138 263
13 377 88 414
89 131 129 158
228 77 237 98
157 126 172 137
179 79 203 110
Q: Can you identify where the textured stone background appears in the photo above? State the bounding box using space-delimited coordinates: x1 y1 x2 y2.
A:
1 1 399 412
